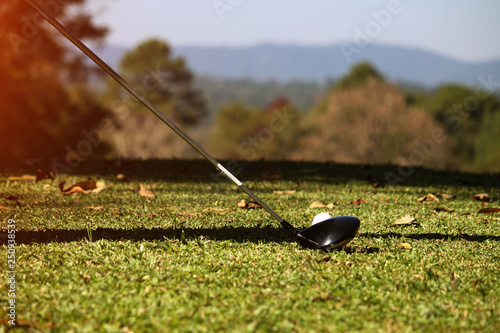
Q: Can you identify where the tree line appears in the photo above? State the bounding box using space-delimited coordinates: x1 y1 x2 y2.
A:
1 2 498 172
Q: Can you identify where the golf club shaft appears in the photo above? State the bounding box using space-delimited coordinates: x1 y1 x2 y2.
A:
26 0 284 222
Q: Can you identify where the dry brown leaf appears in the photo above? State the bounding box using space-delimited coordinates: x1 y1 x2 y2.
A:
478 207 500 214
326 203 335 209
413 274 424 280
89 206 105 211
434 207 454 213
35 169 54 182
437 193 455 200
0 205 15 211
394 214 419 226
273 190 296 195
351 199 366 205
59 180 95 191
417 193 439 203
398 242 412 249
78 181 97 191
373 181 386 188
309 200 325 208
92 181 106 194
59 180 101 195
139 184 155 198
63 186 88 195
246 201 261 209
237 199 261 209
9 174 35 181
472 193 490 202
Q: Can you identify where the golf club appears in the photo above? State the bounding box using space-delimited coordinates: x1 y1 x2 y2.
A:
25 0 360 250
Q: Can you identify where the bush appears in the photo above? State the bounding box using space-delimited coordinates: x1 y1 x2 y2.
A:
293 78 454 168
209 100 301 160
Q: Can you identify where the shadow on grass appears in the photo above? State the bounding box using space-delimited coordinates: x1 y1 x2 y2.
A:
359 232 500 242
0 226 294 246
0 227 381 253
2 229 497 252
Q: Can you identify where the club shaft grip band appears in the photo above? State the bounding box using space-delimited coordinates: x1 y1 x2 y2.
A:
217 163 243 186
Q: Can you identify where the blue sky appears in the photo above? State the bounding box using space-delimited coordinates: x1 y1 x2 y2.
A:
87 0 500 63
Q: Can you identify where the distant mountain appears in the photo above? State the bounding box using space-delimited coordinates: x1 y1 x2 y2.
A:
94 43 500 87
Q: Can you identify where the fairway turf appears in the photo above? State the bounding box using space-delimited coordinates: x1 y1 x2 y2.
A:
1 160 499 332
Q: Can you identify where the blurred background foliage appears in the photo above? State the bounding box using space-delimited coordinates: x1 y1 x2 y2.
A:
101 38 207 159
0 0 110 166
208 98 301 160
1 2 499 172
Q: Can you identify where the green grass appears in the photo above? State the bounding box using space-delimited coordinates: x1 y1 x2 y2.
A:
1 160 499 332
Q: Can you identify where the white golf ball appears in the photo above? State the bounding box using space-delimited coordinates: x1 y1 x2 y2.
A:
312 212 333 225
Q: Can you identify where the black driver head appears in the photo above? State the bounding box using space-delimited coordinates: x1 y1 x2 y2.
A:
283 216 360 250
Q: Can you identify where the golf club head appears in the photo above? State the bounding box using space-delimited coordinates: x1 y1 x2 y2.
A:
295 216 360 250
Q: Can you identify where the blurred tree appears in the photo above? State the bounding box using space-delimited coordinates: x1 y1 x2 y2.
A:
419 84 500 171
334 62 385 91
107 38 206 125
294 76 454 168
209 99 301 160
103 39 207 158
0 0 109 167
208 103 262 159
472 110 500 172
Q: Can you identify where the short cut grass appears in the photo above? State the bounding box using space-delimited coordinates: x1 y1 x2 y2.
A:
1 160 499 332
